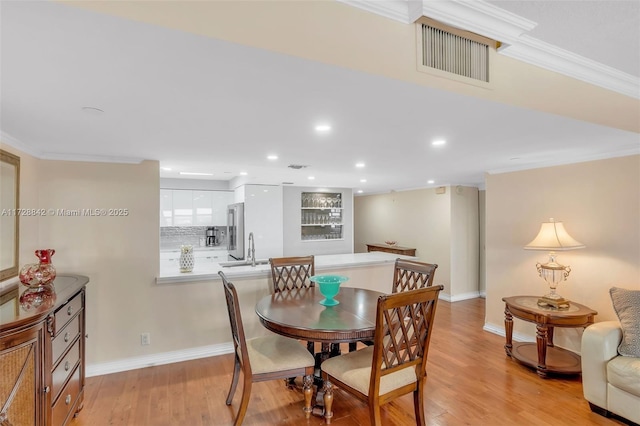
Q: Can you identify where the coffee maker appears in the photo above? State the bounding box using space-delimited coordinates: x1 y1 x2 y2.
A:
205 227 218 246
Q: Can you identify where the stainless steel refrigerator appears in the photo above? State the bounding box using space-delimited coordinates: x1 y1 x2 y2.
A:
227 202 244 260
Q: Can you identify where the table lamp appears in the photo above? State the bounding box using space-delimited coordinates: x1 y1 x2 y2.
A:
524 218 585 308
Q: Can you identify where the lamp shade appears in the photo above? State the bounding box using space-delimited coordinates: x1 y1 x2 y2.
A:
524 219 585 251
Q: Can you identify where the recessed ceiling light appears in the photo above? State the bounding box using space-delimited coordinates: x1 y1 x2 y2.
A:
161 167 172 171
179 172 213 176
315 124 331 132
432 140 446 146
357 190 363 194
239 171 248 176
267 155 278 160
427 180 435 184
360 179 367 183
355 162 365 168
308 176 315 180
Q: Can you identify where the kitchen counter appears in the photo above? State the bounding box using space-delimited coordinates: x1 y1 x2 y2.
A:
157 252 415 284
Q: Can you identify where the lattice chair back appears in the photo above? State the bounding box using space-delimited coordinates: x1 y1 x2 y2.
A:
269 256 315 293
319 285 444 425
392 259 438 293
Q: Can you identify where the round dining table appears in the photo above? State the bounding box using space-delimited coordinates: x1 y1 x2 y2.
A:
255 286 385 417
255 286 384 344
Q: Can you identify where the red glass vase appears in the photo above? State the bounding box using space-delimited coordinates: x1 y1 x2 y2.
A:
19 249 57 287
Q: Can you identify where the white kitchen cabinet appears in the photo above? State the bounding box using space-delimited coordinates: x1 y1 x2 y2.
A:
159 189 233 227
172 190 194 226
193 190 213 225
239 184 284 259
160 189 173 226
212 191 233 226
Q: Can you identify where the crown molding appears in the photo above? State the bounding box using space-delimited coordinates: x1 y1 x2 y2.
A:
420 0 536 44
500 35 640 100
486 148 640 176
1 131 42 157
338 0 640 99
338 0 414 23
40 152 145 164
1 131 145 164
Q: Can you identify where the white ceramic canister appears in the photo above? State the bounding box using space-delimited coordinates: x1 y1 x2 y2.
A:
179 245 195 273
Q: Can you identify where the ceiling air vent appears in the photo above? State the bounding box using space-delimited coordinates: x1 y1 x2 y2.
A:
416 18 498 87
288 164 308 170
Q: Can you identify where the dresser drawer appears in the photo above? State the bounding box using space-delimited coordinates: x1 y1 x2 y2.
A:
52 339 80 401
52 366 80 426
54 292 83 335
52 314 80 364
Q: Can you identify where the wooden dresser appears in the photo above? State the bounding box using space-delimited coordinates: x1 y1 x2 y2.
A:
0 274 89 426
366 243 417 257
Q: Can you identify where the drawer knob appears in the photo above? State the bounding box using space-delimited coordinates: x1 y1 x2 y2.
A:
67 305 73 316
64 332 70 343
65 394 71 405
65 361 71 371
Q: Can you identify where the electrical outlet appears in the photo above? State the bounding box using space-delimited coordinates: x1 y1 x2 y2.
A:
141 332 151 346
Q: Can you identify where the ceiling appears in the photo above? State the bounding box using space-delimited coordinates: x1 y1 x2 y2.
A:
1 1 639 194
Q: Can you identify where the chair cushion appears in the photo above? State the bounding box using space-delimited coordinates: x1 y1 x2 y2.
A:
607 355 640 396
610 287 640 357
246 335 315 375
321 346 417 396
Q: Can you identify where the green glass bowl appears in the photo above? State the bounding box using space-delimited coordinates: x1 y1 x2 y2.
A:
310 275 349 306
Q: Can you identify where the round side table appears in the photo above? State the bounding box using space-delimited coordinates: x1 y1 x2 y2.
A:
502 296 597 378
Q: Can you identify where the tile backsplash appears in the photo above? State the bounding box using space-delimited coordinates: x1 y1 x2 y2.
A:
160 226 226 250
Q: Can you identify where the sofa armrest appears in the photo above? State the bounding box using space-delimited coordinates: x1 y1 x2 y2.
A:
581 321 623 408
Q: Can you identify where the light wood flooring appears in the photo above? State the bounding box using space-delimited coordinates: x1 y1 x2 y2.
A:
69 298 628 425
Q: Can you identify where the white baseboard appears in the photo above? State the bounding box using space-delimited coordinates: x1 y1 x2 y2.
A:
86 342 234 378
440 291 481 302
483 322 535 343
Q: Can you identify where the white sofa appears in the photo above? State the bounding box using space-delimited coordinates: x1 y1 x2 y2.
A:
582 321 640 425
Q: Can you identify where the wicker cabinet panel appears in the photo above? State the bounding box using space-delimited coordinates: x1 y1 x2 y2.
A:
0 324 44 426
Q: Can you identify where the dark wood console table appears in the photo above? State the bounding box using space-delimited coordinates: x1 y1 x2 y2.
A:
502 296 596 378
1 274 89 425
366 243 416 256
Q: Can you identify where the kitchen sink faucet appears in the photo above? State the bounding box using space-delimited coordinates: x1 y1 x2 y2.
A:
248 232 256 267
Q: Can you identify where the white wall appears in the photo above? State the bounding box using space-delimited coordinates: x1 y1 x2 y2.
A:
450 186 480 299
353 187 454 296
485 155 640 353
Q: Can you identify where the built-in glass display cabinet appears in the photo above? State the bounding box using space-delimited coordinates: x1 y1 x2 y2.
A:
301 192 343 241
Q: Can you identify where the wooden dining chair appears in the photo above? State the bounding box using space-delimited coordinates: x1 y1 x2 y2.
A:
269 255 318 353
269 255 315 293
219 271 316 425
360 258 438 348
320 285 444 426
392 258 438 293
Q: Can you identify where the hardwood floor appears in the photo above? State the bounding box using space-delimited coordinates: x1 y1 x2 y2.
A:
70 298 626 425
